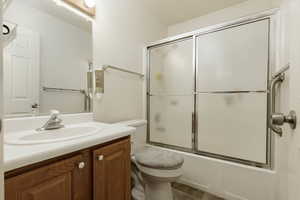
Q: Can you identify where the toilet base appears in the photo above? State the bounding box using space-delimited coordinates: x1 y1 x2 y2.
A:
144 179 173 200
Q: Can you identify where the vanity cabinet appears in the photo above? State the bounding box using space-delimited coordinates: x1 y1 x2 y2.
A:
5 137 130 200
5 153 91 200
93 138 131 200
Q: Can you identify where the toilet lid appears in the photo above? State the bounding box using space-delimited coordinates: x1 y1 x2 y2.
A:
135 149 184 170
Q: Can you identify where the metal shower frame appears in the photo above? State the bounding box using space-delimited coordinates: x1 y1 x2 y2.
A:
145 9 280 169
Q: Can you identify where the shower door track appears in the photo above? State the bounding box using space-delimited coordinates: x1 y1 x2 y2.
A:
146 9 279 169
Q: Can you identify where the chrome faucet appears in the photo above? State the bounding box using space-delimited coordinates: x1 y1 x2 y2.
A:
36 110 64 131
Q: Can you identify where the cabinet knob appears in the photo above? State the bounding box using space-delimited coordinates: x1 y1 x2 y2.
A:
78 162 85 169
98 155 104 161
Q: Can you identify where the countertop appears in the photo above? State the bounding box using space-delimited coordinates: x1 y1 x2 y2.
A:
4 122 135 172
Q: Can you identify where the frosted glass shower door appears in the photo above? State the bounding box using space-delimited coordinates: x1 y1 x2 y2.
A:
197 19 269 92
197 93 268 163
149 95 194 148
148 38 194 149
196 19 270 163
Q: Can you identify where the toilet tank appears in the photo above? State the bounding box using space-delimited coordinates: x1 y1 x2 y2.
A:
114 120 147 154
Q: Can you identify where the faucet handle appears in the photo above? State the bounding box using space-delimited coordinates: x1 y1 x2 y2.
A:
50 110 60 118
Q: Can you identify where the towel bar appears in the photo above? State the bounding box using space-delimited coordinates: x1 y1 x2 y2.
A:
103 65 144 78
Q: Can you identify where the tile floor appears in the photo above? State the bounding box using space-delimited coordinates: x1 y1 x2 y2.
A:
172 182 224 200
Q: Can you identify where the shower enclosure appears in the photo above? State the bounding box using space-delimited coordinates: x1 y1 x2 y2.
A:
146 10 278 168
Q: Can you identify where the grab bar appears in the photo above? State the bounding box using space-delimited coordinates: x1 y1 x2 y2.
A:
270 64 297 136
270 74 285 136
272 63 290 79
103 65 144 78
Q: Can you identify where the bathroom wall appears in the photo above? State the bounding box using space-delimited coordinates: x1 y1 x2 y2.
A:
146 1 290 200
4 1 93 114
92 0 167 123
91 0 295 199
167 0 282 37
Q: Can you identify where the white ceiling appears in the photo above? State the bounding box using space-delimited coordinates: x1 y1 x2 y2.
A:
141 0 247 25
12 0 247 31
16 0 92 32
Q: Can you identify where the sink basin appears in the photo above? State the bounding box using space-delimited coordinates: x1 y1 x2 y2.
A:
5 125 106 145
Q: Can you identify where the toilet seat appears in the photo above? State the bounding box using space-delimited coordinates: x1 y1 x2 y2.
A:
135 148 184 170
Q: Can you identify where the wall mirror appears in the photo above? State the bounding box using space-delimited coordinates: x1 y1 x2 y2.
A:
3 0 93 118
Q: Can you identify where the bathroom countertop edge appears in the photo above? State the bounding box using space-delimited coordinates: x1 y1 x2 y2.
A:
3 122 135 173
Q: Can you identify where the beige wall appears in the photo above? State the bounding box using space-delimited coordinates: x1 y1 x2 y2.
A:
91 1 300 199
168 0 282 36
92 0 167 123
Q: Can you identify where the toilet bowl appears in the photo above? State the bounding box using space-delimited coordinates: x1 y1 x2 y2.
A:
135 148 184 200
114 120 184 200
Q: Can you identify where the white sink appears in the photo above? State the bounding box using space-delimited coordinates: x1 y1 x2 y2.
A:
5 125 106 145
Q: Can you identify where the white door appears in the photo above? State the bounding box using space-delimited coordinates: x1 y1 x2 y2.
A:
3 26 39 116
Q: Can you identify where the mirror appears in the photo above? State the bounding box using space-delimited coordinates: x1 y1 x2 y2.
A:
3 0 93 118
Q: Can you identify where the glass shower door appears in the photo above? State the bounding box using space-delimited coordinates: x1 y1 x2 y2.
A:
148 38 194 149
147 17 272 165
196 19 270 163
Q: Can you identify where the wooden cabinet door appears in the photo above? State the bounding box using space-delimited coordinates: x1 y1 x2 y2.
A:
93 138 131 200
5 153 91 200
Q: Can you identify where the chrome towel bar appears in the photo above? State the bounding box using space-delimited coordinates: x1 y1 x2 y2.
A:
42 86 85 94
42 87 92 112
103 65 144 78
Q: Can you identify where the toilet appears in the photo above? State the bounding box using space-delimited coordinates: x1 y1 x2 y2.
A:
114 120 184 200
135 148 184 200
